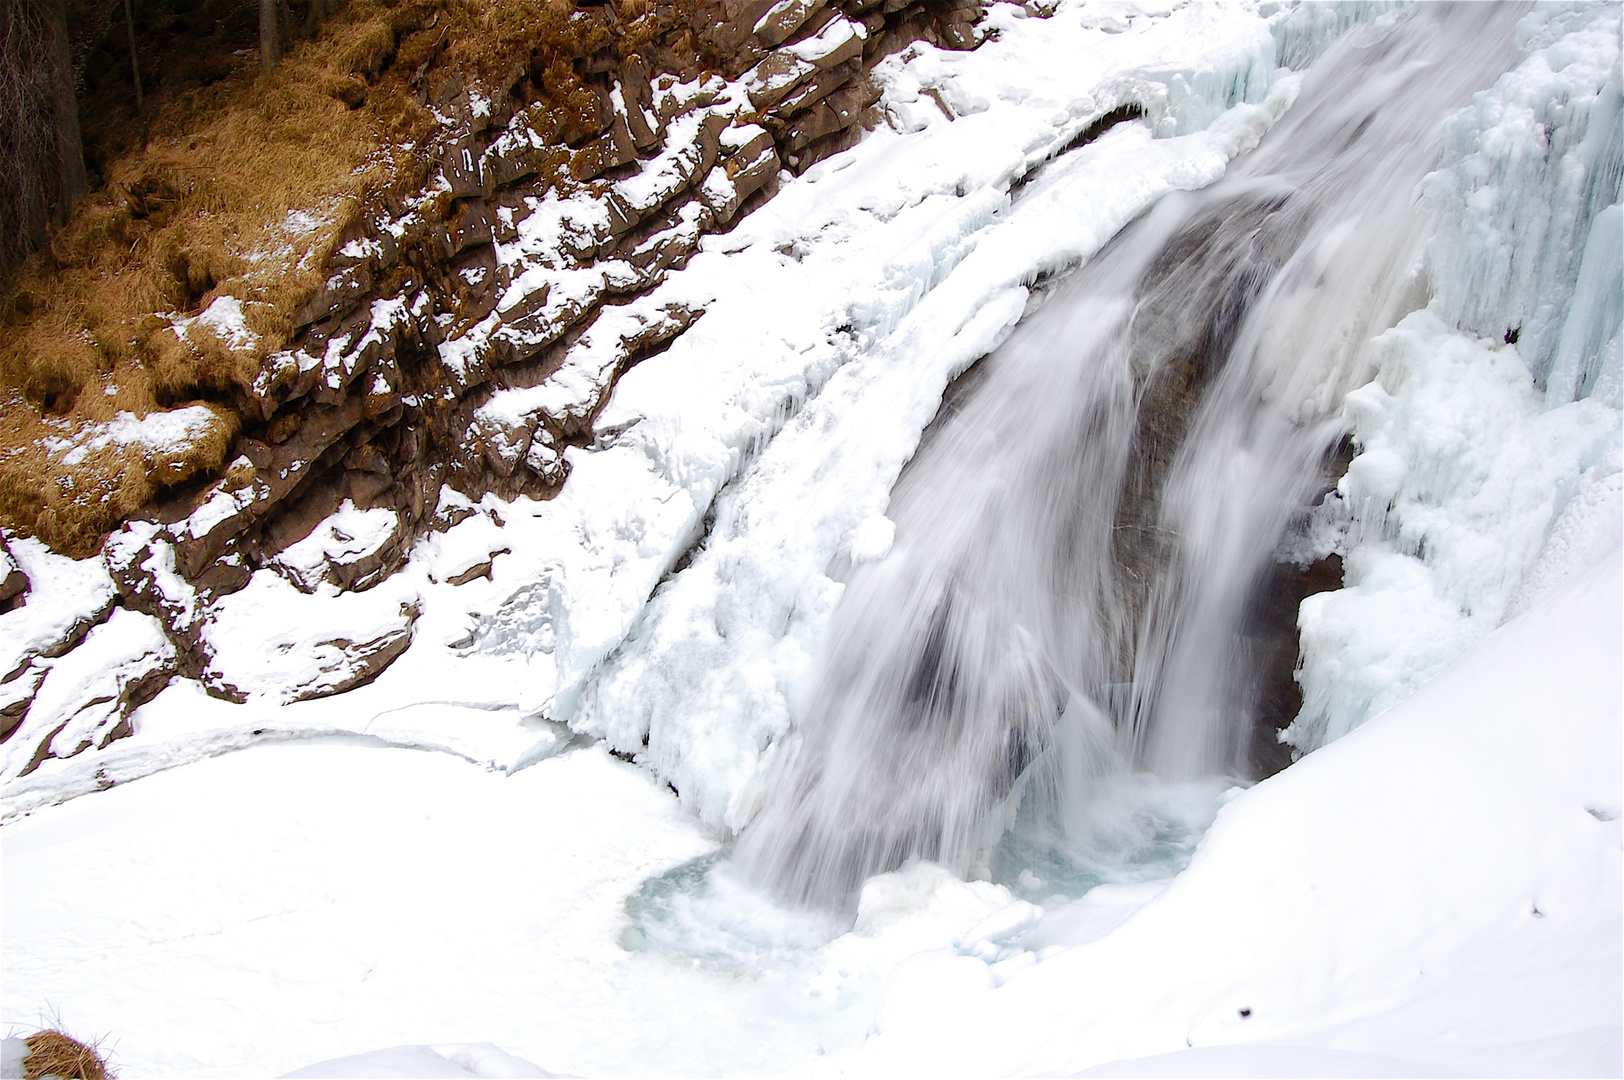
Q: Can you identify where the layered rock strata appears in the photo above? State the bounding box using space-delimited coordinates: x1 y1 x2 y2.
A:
1 0 990 770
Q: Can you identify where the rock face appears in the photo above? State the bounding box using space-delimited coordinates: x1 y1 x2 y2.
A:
0 538 116 743
0 0 990 765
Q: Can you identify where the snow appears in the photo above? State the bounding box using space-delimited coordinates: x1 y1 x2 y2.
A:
51 405 229 469
0 539 114 682
15 545 1602 1080
198 569 419 704
1282 0 1624 751
189 295 259 353
0 742 1019 1078
1071 1045 1473 1078
180 476 260 541
575 44 1303 836
272 500 402 593
87 0 1313 831
0 606 174 784
1288 309 1621 750
610 109 726 213
754 0 804 36
785 16 864 65
2 1 1620 1076
338 236 387 262
283 1043 553 1078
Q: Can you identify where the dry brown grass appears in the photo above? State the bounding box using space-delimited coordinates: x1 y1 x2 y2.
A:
0 0 442 554
3 2 449 411
1 0 454 553
19 1028 114 1080
0 0 707 557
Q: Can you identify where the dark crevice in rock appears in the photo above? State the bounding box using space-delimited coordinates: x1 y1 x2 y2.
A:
1243 434 1355 778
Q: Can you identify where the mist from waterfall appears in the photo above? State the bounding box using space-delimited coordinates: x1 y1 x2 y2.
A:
731 2 1534 912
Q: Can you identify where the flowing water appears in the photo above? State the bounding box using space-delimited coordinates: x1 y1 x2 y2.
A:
721 2 1534 915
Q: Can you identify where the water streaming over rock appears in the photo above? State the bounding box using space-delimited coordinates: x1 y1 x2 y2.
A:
731 2 1534 912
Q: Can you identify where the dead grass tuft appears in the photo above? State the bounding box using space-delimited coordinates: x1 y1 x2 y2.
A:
20 1028 114 1080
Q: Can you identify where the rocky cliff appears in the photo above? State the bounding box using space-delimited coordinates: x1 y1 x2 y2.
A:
1 0 990 762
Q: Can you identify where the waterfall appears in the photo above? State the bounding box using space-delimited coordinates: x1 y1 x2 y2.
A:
732 2 1535 912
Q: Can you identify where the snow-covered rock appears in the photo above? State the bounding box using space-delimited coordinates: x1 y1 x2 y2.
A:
0 607 176 782
200 570 419 705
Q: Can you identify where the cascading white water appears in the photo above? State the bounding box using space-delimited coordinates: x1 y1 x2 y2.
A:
731 2 1535 912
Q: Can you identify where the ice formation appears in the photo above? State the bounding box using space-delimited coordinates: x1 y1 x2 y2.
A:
2 0 1614 872
1287 0 1623 750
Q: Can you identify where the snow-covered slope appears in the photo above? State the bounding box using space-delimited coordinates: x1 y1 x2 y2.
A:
2 1 1620 1077
2 532 1614 1079
836 551 1622 1078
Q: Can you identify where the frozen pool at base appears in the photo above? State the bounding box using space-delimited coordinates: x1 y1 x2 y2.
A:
623 772 1230 967
989 774 1232 907
0 737 1054 1077
624 854 851 967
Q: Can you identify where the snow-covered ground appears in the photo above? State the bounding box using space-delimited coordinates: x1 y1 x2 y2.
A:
4 0 1621 1076
4 740 1000 1077
3 548 1617 1078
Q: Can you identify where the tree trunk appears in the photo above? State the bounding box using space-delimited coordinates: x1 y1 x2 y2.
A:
47 0 86 224
259 0 282 76
123 0 143 112
0 1 50 262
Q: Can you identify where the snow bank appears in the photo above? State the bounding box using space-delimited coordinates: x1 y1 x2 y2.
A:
2 1 1610 886
281 1043 553 1078
0 607 174 784
829 548 1622 1078
0 538 114 684
199 569 419 704
55 405 230 469
270 500 402 593
0 742 1026 1077
2 5 1618 1077
1288 310 1620 749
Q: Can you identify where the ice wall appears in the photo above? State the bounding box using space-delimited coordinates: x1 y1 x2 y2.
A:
1425 1 1623 390
1287 2 1623 752
1264 0 1409 74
